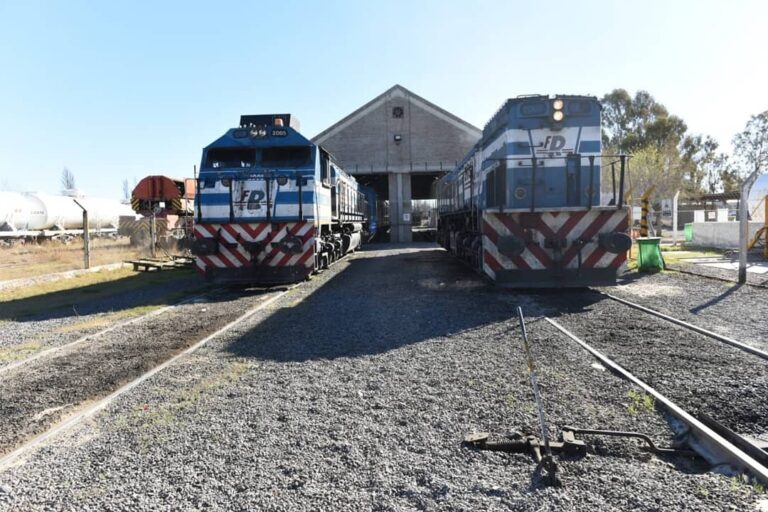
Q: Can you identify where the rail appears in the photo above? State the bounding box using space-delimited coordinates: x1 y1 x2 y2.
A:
604 293 768 361
545 317 768 485
0 284 298 472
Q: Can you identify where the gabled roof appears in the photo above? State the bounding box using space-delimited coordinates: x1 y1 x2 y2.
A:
312 84 481 144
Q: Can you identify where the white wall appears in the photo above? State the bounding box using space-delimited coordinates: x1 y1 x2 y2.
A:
690 222 763 249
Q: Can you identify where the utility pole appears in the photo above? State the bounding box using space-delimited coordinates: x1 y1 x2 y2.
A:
739 170 760 284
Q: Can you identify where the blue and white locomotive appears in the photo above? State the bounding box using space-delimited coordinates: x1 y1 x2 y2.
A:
436 95 631 287
192 114 369 284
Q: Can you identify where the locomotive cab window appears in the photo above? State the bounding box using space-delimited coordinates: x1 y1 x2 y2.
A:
261 146 312 167
205 147 256 168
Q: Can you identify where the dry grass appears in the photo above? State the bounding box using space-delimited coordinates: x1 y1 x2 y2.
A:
0 267 138 303
0 341 42 363
0 238 146 281
53 305 164 334
0 267 201 320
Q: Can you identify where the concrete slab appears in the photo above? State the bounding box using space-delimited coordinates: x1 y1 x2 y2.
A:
678 257 768 274
699 262 768 274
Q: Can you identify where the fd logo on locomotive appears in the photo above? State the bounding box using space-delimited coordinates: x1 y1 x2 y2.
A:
537 135 574 156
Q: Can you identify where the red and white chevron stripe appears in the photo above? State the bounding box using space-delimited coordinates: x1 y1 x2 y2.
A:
482 209 628 280
193 222 316 274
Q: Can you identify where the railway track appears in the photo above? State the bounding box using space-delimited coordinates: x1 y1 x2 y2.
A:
540 289 768 484
545 317 768 484
0 283 299 471
0 293 207 376
602 292 768 361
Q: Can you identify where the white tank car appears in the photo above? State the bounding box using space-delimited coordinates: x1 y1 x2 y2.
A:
27 193 83 229
748 173 768 223
0 192 34 231
0 192 134 233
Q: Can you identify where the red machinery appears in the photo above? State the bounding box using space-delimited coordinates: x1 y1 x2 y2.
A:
131 176 195 215
120 176 196 249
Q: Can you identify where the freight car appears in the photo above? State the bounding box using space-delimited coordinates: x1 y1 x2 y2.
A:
119 175 195 249
192 114 370 284
436 95 631 287
0 191 133 241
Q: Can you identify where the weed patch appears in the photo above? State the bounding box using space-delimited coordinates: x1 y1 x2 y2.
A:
626 388 655 415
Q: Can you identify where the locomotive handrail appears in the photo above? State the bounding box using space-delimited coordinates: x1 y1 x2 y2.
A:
228 179 234 222
588 155 595 211
482 153 631 163
530 158 538 212
618 155 627 209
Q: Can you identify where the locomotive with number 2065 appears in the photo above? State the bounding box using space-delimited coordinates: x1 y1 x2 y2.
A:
191 114 373 285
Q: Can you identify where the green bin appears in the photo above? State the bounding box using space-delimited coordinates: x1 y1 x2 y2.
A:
684 223 693 242
636 237 664 272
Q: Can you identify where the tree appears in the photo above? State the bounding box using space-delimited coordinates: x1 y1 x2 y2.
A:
61 167 76 191
732 111 768 179
601 89 687 153
716 157 741 193
626 145 686 200
680 135 720 193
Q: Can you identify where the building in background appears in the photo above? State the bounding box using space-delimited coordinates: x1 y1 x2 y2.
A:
313 85 481 242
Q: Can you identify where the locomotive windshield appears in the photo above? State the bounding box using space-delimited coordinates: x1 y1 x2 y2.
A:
261 146 313 167
206 147 256 168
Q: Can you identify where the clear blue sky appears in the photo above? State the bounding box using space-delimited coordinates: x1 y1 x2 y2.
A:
0 0 765 199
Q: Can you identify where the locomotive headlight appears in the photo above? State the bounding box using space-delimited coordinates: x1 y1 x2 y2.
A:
552 99 564 110
552 110 565 122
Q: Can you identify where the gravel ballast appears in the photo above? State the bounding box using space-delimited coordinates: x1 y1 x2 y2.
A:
540 290 768 439
0 271 204 369
605 270 768 353
0 244 763 511
0 288 280 456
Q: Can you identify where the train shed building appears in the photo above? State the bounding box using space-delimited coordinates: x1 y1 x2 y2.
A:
313 84 481 242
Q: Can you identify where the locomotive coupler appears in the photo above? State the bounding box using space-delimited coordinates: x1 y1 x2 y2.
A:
544 237 567 274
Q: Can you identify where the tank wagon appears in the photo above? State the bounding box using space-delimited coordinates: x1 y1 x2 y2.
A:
436 95 631 287
192 114 371 284
0 191 133 241
120 175 195 248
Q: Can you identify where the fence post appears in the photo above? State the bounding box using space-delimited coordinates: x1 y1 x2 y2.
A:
72 199 90 269
739 170 760 283
150 213 157 259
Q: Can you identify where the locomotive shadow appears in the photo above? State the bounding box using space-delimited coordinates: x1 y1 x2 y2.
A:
0 269 215 322
225 244 528 362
